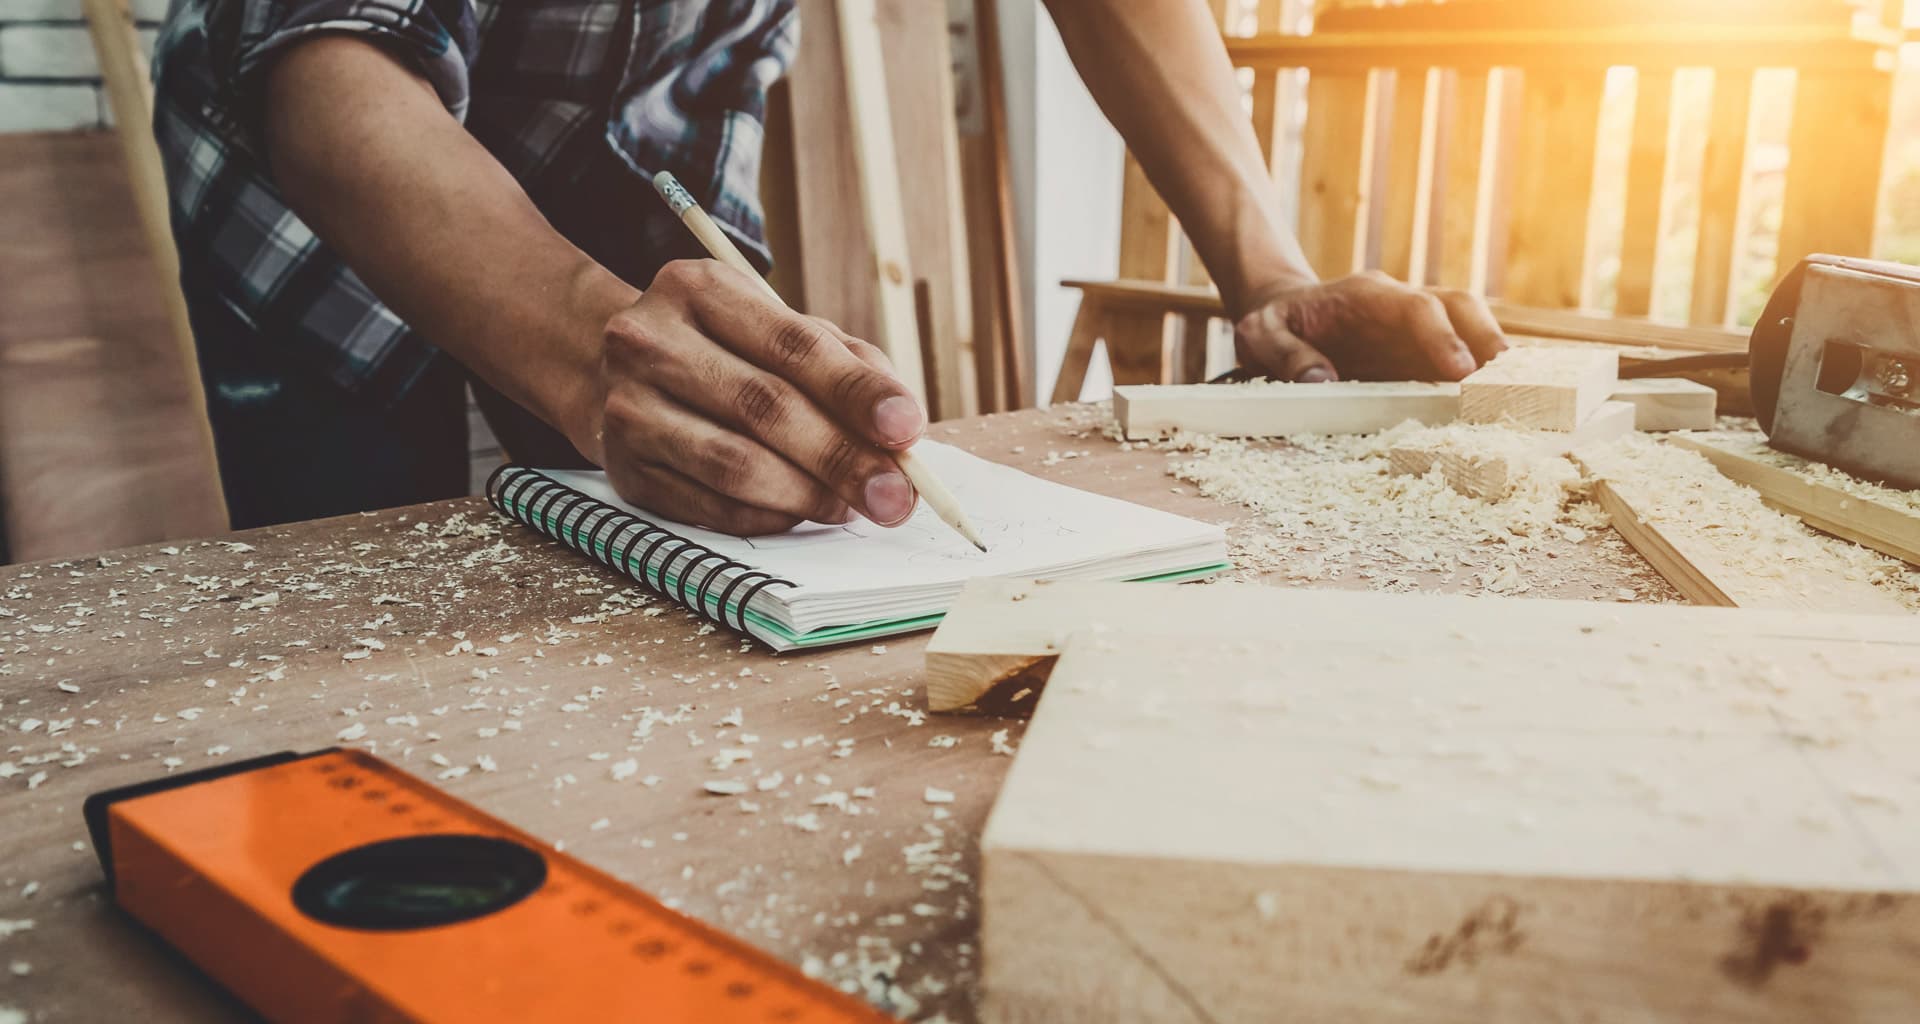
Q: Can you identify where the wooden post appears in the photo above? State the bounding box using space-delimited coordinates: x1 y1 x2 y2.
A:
81 0 227 522
1777 70 1894 272
1688 69 1752 327
1615 68 1674 317
1504 70 1606 309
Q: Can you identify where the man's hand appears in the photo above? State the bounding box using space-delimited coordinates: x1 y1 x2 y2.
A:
578 259 924 536
1233 272 1509 383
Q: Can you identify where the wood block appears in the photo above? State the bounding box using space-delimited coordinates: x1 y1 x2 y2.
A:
1112 381 1460 441
1610 378 1718 432
1572 439 1912 615
980 591 1920 1022
1459 347 1620 430
1388 400 1635 498
1669 434 1920 569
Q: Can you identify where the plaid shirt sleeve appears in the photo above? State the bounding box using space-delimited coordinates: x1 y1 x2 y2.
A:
201 0 480 152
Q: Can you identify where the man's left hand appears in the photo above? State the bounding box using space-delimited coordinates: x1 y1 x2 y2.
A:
1233 272 1508 383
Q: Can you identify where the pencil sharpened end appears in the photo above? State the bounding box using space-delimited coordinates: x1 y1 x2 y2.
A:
972 539 989 553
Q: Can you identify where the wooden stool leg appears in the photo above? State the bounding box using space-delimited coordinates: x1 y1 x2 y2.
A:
1176 314 1211 384
1050 299 1107 405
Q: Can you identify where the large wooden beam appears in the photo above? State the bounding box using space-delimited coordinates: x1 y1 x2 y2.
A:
980 590 1920 1021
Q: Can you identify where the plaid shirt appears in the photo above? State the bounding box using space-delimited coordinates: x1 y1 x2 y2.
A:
153 0 797 404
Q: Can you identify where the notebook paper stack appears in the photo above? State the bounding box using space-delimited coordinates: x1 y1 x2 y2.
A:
487 441 1229 651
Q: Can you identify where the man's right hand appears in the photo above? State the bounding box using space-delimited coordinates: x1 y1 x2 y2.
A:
576 259 926 536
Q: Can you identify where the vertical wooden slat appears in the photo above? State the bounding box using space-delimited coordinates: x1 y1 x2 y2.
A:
1105 154 1179 385
1777 71 1895 275
1504 70 1606 309
1689 70 1753 327
1435 68 1490 292
1299 70 1378 278
1377 68 1433 283
82 0 227 520
1246 0 1289 168
1615 69 1674 317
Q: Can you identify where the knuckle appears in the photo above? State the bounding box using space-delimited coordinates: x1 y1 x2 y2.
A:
767 317 829 369
817 434 867 488
697 437 756 494
653 259 714 292
731 376 790 433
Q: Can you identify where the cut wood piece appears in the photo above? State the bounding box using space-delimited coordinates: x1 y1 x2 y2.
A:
1112 381 1460 441
1669 434 1920 569
1389 400 1634 498
1572 439 1913 615
1609 377 1718 431
1459 346 1619 431
925 577 1920 713
982 609 1920 1023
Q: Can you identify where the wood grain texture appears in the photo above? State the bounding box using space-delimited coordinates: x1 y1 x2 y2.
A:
1048 300 1107 406
1435 69 1492 292
950 0 1027 411
1299 70 1377 278
1777 71 1894 275
1610 378 1718 432
1112 381 1462 441
1378 67 1434 283
983 602 1920 1022
1689 70 1753 328
1615 69 1673 318
0 408 1678 1021
1669 434 1920 569
1459 347 1620 430
1503 70 1605 310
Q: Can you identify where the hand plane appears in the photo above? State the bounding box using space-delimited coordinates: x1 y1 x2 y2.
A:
1750 255 1920 489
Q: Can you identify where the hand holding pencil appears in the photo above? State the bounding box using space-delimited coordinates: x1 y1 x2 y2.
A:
649 172 985 551
565 171 984 548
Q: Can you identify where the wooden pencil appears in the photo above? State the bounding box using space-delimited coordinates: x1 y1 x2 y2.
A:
651 172 987 551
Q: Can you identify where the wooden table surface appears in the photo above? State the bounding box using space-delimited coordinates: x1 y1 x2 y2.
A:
0 407 1669 1022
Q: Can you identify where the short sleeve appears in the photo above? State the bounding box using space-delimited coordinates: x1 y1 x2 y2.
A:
202 0 480 150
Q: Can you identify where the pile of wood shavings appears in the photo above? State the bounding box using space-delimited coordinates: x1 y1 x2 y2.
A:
1691 421 1920 515
1159 421 1616 595
1586 435 1920 610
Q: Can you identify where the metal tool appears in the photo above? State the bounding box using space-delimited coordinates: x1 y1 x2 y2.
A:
1750 254 1920 489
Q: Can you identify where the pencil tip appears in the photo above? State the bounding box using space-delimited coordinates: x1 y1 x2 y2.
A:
972 540 989 553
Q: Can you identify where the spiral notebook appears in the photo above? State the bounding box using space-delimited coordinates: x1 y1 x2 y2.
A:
486 441 1229 651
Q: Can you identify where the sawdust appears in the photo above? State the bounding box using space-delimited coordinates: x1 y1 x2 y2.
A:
1159 422 1612 596
1690 421 1920 517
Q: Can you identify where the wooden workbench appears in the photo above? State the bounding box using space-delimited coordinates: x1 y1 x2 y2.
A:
0 407 1670 1022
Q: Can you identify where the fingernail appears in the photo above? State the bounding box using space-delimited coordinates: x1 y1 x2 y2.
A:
1298 367 1335 383
873 395 924 445
864 471 914 525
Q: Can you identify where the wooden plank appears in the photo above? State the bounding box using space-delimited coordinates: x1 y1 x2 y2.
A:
1615 69 1673 317
1486 300 1750 353
1669 434 1920 568
1434 69 1491 292
1388 400 1635 498
950 0 1027 411
1574 440 1912 614
877 0 976 419
1244 0 1290 167
81 0 225 520
1378 68 1434 282
1220 27 1899 73
1609 378 1719 432
1689 70 1753 327
1504 70 1606 309
1777 71 1894 274
1459 347 1620 430
832 0 928 404
1104 154 1180 389
1112 381 1461 441
983 609 1920 1022
1299 71 1377 278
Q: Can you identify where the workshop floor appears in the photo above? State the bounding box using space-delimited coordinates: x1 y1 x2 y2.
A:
0 131 227 563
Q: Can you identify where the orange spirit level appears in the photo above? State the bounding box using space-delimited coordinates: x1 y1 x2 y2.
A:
84 748 896 1024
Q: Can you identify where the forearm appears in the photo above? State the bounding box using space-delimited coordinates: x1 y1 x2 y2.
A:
1042 0 1314 316
264 36 630 453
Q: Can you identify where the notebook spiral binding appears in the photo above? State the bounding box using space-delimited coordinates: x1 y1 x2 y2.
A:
485 466 795 636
